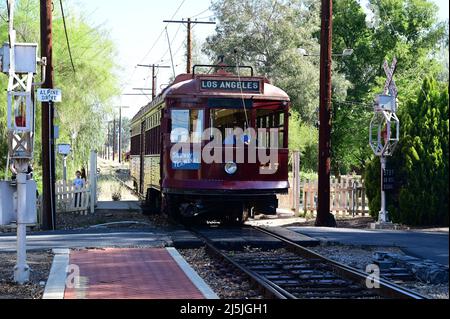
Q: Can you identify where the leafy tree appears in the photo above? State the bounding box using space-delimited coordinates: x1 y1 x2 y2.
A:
364 76 449 226
0 0 120 185
331 0 446 175
203 0 350 169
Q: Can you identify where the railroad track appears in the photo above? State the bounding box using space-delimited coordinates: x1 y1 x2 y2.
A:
109 171 144 200
190 225 427 299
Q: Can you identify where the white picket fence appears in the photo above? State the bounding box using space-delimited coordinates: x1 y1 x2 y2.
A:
55 180 91 215
301 176 368 217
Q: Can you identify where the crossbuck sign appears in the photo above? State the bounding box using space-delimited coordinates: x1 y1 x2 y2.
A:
383 58 398 98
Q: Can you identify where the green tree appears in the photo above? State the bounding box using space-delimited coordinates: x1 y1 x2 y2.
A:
203 0 350 169
331 0 446 175
0 0 119 185
364 76 449 226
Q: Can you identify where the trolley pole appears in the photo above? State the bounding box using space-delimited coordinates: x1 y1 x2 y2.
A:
163 19 216 73
40 0 55 230
316 0 336 227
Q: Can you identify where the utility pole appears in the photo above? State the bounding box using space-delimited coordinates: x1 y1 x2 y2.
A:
113 106 130 164
106 122 109 160
40 0 55 230
163 18 216 73
137 65 170 99
119 107 121 163
112 117 116 161
316 0 336 227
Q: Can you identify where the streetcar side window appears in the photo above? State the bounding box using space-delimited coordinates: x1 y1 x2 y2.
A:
256 109 285 148
170 109 204 143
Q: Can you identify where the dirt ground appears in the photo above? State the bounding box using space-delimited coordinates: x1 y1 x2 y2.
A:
56 210 153 230
0 251 53 299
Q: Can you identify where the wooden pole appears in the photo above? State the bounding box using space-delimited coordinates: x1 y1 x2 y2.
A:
316 0 336 227
40 0 55 230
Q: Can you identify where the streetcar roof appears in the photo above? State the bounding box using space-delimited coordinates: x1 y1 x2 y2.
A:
131 73 289 124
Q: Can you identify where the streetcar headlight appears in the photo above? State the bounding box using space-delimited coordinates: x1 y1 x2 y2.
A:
224 162 237 175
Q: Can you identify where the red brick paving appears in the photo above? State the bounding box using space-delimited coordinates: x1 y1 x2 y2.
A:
64 248 205 299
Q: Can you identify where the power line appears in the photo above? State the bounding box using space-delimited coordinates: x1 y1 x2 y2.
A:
190 7 211 19
120 0 187 92
59 0 76 73
138 0 187 64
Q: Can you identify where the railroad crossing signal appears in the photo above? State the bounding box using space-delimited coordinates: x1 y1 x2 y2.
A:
383 58 398 98
370 58 400 224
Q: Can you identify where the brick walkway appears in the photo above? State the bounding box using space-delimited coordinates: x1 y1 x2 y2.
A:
64 248 205 299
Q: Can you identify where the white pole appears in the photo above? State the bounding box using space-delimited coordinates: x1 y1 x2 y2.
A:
14 168 30 284
294 151 300 214
63 156 67 182
379 156 388 223
89 150 96 214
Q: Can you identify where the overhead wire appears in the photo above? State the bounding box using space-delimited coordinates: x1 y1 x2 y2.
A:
138 0 187 64
190 7 210 19
59 0 76 73
121 0 187 91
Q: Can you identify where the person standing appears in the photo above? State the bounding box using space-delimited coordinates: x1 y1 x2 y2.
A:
73 171 85 207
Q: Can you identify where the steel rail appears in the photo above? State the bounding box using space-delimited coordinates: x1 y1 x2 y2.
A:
189 227 295 299
253 226 428 300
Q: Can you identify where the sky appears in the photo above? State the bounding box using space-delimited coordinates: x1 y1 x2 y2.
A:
74 0 217 118
73 0 449 119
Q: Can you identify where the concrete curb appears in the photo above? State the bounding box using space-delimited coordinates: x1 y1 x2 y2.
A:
166 247 219 299
42 249 70 299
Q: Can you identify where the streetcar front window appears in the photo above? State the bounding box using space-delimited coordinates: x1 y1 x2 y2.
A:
170 109 204 143
209 107 286 148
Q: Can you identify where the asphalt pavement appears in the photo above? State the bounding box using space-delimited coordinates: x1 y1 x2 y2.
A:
288 226 449 265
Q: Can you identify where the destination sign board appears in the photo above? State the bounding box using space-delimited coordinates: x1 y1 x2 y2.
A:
171 151 201 170
200 79 261 93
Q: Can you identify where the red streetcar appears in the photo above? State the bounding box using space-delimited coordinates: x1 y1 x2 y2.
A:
130 62 290 223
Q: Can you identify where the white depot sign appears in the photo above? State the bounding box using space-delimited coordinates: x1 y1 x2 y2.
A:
37 88 62 102
58 144 71 156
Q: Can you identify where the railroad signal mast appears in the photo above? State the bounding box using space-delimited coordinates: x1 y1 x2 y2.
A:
0 0 43 284
369 58 400 225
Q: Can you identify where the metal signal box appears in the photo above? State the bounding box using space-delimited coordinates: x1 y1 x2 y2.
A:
0 180 37 225
1 43 38 74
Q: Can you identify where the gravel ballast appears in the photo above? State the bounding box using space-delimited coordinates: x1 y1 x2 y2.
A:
0 250 53 299
309 244 449 299
178 247 264 299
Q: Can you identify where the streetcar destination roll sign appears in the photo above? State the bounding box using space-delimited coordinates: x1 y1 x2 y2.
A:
200 79 261 93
